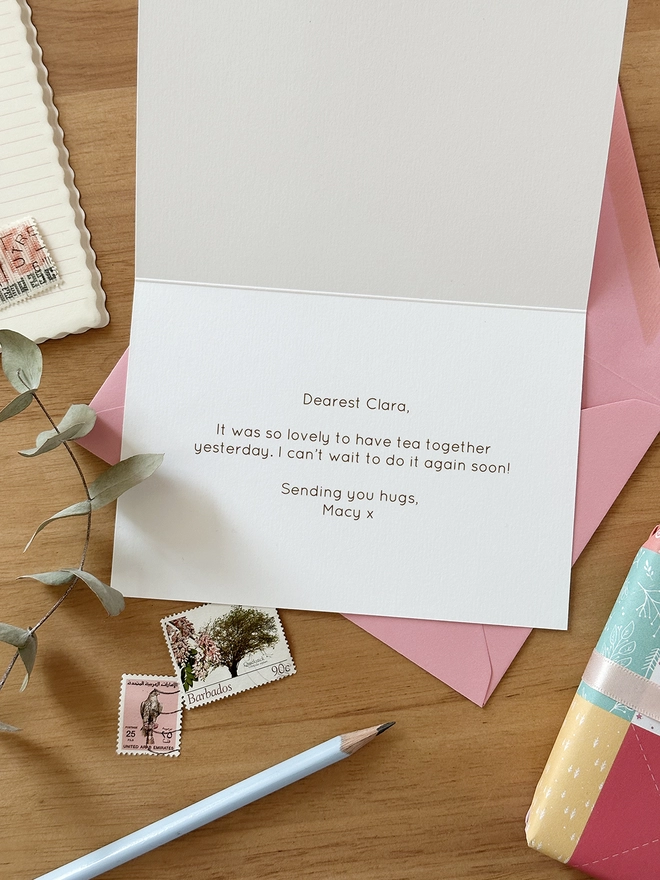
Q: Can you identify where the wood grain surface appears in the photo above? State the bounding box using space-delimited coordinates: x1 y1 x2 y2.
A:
0 3 658 878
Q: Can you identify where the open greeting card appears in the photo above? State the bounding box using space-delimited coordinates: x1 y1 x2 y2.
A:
111 1 628 628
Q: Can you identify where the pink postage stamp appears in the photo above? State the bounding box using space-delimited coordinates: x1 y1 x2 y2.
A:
117 674 183 757
0 217 60 308
162 604 295 710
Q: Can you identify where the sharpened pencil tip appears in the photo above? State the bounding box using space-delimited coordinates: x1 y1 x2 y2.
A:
376 721 395 735
340 723 395 754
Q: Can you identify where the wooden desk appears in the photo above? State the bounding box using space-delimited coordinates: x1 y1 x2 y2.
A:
1 3 658 878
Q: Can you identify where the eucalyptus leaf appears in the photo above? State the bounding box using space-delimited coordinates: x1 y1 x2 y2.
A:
0 390 33 423
20 422 89 458
37 403 96 446
18 570 77 587
88 453 164 510
23 454 163 549
0 329 42 393
0 720 20 732
59 569 124 616
20 404 97 456
0 622 31 649
18 632 37 692
25 500 92 551
34 404 96 446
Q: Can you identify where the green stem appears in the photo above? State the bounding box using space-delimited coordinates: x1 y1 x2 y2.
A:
31 391 92 571
29 580 78 633
0 651 19 691
32 392 92 501
0 389 93 693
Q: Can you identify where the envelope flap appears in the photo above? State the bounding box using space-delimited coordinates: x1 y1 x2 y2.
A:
345 614 499 706
585 92 660 399
573 399 660 562
582 356 660 409
481 624 532 703
90 349 128 411
76 349 128 464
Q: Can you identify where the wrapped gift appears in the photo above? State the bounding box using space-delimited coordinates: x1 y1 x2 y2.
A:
526 526 660 878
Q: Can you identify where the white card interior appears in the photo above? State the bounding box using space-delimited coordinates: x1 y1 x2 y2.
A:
113 1 628 627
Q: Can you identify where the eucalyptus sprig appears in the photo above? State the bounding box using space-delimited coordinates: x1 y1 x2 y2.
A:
0 330 162 731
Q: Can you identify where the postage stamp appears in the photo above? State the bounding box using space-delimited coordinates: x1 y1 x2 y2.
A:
117 674 183 757
0 217 60 308
161 604 296 709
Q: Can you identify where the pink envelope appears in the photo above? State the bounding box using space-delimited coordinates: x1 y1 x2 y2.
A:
79 89 660 706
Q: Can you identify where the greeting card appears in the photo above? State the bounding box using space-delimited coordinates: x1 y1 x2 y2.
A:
111 1 628 627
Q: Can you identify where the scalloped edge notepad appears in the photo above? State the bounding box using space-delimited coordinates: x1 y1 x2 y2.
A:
0 0 108 341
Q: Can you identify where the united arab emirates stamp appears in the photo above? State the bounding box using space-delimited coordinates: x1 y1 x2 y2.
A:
0 217 60 308
117 674 183 756
161 604 296 709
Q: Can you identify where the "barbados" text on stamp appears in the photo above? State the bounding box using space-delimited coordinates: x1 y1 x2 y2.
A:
161 604 295 709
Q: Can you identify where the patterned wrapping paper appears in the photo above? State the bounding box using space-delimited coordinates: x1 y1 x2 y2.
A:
526 527 660 878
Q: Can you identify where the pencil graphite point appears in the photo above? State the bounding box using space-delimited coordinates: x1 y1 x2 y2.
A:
340 721 395 755
376 721 395 735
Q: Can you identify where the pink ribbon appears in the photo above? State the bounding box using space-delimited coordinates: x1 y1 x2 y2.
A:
582 651 660 722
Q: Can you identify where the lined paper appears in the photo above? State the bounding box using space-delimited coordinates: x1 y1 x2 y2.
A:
0 0 108 340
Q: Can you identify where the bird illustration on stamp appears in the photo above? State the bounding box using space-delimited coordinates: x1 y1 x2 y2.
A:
140 688 163 748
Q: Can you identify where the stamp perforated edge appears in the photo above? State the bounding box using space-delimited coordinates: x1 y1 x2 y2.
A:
116 673 183 757
0 216 60 309
161 604 296 710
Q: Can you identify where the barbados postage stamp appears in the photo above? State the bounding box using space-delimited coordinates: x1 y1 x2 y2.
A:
161 604 296 709
117 674 183 756
0 217 60 308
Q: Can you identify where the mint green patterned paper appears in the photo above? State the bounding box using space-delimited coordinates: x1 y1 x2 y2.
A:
596 547 660 675
579 546 660 716
576 680 635 720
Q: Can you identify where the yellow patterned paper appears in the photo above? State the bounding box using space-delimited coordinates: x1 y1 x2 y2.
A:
526 693 629 863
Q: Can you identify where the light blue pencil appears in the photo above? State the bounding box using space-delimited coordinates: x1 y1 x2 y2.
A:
36 722 395 880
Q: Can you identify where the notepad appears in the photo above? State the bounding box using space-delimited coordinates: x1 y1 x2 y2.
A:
0 0 108 341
